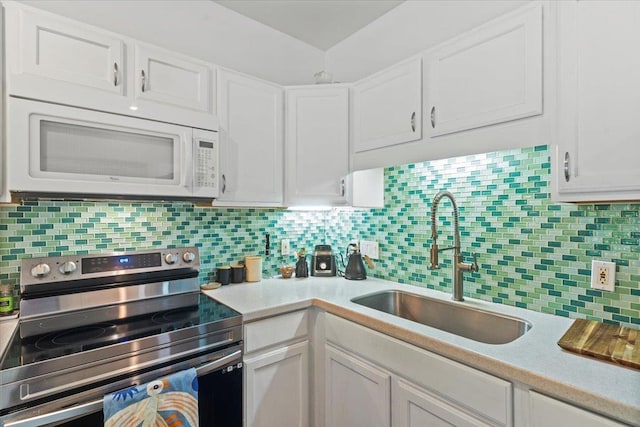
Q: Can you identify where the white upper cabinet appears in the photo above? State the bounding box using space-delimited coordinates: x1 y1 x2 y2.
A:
352 55 422 153
214 68 284 206
553 0 640 202
5 3 125 98
352 2 553 171
4 2 216 130
425 3 542 137
285 85 350 206
134 43 213 113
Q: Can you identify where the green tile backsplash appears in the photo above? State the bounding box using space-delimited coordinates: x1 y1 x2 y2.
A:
347 145 639 327
0 204 338 290
0 145 638 327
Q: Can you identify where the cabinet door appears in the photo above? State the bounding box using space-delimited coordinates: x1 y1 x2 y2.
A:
6 4 124 99
528 392 625 427
134 43 213 113
285 86 349 206
216 68 284 206
425 3 542 137
325 344 391 427
352 56 422 153
393 378 492 427
554 1 640 201
244 341 309 427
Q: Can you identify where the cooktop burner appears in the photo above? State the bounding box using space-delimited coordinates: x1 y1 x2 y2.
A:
1 295 240 369
38 323 116 348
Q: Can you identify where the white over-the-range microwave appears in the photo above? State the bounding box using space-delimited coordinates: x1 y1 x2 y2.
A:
5 97 219 202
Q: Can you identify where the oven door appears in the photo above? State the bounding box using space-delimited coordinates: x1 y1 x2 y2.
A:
6 97 216 201
1 346 242 427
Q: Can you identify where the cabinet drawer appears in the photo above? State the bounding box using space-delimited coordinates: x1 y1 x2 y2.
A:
324 313 512 426
528 391 625 427
245 310 309 354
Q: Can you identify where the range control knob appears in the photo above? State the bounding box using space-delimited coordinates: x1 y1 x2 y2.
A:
31 263 51 278
58 261 77 275
165 253 178 265
182 252 196 263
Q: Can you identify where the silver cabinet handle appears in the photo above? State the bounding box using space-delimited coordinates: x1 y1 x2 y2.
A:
411 111 416 132
563 152 571 182
430 106 436 128
340 178 345 197
113 62 119 86
222 174 227 194
141 69 146 92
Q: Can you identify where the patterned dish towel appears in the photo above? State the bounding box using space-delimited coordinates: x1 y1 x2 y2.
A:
104 368 199 427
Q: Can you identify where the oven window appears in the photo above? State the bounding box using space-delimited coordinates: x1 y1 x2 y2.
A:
39 120 175 180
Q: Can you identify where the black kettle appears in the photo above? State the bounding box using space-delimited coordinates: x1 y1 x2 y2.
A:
342 243 366 280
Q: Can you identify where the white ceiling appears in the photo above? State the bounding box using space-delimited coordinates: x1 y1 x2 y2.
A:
214 0 405 51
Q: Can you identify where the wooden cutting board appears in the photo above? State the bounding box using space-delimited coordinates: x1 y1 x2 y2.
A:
557 319 639 370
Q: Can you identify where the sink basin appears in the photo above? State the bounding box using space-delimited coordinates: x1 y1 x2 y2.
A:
351 290 531 344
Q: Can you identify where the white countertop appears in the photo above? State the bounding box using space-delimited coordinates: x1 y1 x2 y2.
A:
204 276 640 425
0 278 637 424
0 316 18 357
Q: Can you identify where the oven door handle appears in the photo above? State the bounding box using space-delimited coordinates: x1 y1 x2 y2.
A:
3 350 242 427
195 348 242 376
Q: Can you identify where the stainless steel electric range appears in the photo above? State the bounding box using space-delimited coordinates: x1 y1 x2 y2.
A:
0 247 243 427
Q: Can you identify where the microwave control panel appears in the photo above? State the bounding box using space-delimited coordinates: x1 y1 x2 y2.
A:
193 132 219 197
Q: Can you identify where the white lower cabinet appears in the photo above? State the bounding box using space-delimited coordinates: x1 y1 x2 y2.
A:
244 310 627 427
323 313 512 427
524 391 626 427
325 343 391 427
243 310 310 427
393 378 493 427
244 341 309 427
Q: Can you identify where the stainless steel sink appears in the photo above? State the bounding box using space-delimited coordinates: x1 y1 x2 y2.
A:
351 290 531 344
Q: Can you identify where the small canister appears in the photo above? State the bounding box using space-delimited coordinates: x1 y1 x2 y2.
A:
245 256 262 282
0 284 15 316
217 266 231 286
230 264 244 283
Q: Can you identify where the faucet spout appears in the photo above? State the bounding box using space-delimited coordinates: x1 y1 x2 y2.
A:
429 191 478 301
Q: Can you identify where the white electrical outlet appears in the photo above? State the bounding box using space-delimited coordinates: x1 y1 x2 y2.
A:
281 239 290 256
360 240 379 260
591 260 615 292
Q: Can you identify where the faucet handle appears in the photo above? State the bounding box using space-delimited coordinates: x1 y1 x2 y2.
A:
429 244 440 270
471 253 479 272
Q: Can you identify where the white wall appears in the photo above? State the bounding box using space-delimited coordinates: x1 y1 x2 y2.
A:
21 0 324 85
325 0 529 82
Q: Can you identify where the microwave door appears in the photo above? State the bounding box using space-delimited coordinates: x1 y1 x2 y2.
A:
8 98 206 201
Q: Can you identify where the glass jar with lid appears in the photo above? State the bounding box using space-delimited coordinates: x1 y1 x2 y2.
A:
0 284 15 316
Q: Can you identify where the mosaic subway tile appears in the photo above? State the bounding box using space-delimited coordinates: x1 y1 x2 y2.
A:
347 145 639 328
0 145 638 327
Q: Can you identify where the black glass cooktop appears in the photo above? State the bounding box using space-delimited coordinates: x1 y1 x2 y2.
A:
0 295 240 370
